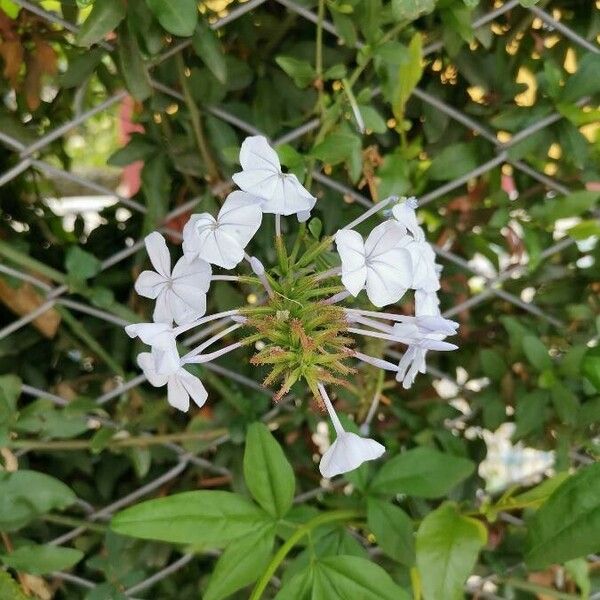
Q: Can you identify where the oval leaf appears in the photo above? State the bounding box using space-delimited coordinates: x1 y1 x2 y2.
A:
416 503 487 600
111 491 271 546
370 447 475 498
525 463 600 569
145 0 198 37
0 470 76 532
76 0 126 47
243 422 295 518
367 498 414 565
1 545 83 575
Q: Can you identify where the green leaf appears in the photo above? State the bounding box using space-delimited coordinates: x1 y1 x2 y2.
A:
204 526 275 600
65 246 101 281
277 555 410 600
522 335 552 371
312 130 361 165
480 349 506 381
0 0 20 18
243 422 295 518
141 153 170 233
526 462 600 569
371 447 475 498
0 374 21 422
582 346 600 391
367 498 414 565
111 491 272 546
0 571 28 600
392 33 423 120
358 105 387 134
60 48 105 88
509 472 571 509
275 56 316 89
565 558 590 599
0 544 83 575
550 383 579 425
0 470 76 532
428 142 478 180
416 503 487 600
117 20 152 101
76 0 126 46
108 134 157 167
530 191 600 226
562 53 600 103
145 0 198 37
193 23 227 84
392 0 435 21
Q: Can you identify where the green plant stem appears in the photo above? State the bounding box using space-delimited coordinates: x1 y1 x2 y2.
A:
503 578 580 600
0 240 67 285
315 0 325 113
289 222 307 267
176 54 220 183
249 509 362 600
275 235 289 275
41 514 108 533
9 429 227 452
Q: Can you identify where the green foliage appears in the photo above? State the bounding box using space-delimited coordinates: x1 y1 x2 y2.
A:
526 463 600 569
0 544 83 575
416 503 487 600
145 0 198 37
0 471 76 532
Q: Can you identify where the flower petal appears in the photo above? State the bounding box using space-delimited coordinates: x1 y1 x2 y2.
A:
319 431 385 478
217 190 263 246
392 198 423 240
134 270 167 299
125 323 176 348
335 229 367 297
415 290 440 316
238 135 282 172
153 290 173 325
259 173 316 216
168 287 207 325
365 247 412 307
364 220 406 258
167 377 190 412
137 352 169 387
172 256 212 294
144 232 171 277
406 241 440 292
182 213 216 261
178 368 208 408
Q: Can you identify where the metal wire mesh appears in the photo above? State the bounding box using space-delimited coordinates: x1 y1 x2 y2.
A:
0 0 597 596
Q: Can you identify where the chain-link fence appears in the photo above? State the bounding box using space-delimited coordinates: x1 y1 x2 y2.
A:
0 0 598 596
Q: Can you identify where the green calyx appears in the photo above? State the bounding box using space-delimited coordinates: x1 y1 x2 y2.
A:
241 261 354 403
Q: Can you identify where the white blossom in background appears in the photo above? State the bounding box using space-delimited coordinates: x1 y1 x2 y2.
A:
335 220 413 307
125 134 460 477
182 191 262 269
134 232 212 325
232 135 316 217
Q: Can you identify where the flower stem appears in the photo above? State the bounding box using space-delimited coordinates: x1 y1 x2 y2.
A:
288 222 307 266
317 382 344 435
249 509 361 600
176 54 220 183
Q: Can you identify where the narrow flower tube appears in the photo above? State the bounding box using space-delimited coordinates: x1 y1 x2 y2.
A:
317 383 385 478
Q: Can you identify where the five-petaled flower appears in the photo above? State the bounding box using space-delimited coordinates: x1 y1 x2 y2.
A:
232 135 316 217
135 232 212 325
335 220 413 307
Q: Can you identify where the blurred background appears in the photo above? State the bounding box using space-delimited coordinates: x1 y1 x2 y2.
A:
0 0 599 598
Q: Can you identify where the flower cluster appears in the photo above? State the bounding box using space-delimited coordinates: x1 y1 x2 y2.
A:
126 136 458 477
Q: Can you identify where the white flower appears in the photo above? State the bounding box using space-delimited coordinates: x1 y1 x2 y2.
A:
405 238 440 293
392 197 423 240
320 430 385 478
232 136 316 217
392 316 458 389
137 345 208 412
134 232 211 325
182 191 262 269
125 322 179 349
335 220 413 307
415 289 440 316
317 382 385 478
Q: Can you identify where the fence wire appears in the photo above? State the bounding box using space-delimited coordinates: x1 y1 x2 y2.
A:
0 0 597 597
